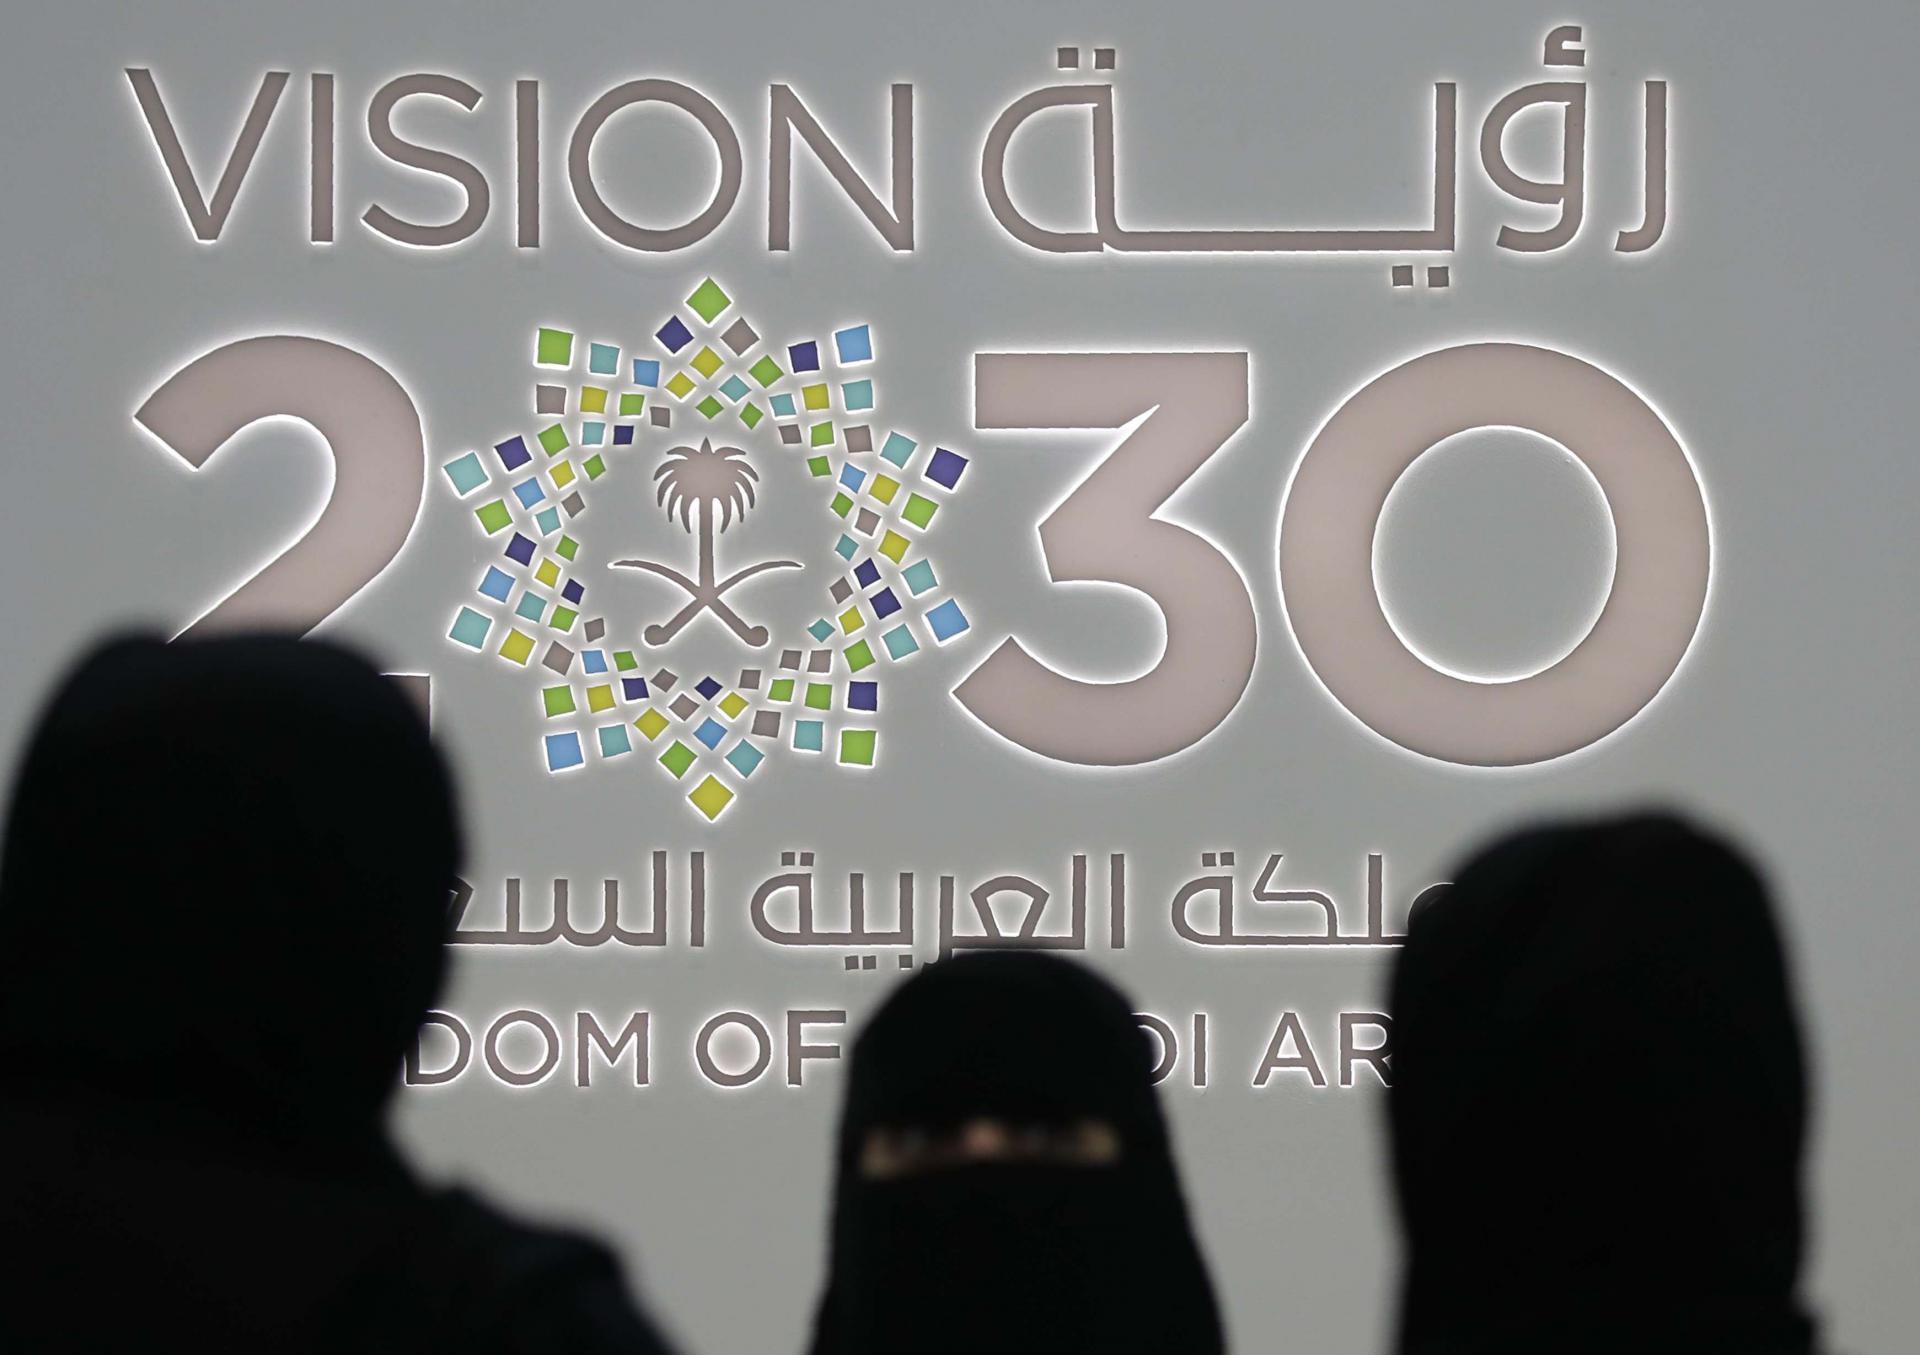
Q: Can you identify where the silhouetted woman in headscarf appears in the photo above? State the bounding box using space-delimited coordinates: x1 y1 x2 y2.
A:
1388 812 1820 1355
0 635 675 1353
808 950 1225 1354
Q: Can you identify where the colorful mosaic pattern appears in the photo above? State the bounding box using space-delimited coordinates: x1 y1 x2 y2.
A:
441 279 973 820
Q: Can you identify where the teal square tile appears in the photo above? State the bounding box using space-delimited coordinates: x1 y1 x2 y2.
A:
882 623 919 659
449 606 491 648
442 452 487 496
880 431 917 467
902 559 937 595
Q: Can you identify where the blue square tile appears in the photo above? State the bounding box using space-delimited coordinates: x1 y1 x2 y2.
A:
613 424 635 446
495 435 532 471
839 464 866 491
854 558 881 589
505 533 536 565
656 316 694 352
582 422 605 446
622 676 649 701
771 392 797 418
719 374 750 402
834 324 873 364
842 379 874 412
808 618 834 642
927 598 969 642
562 579 584 605
583 649 608 674
835 534 859 560
513 478 546 509
788 340 820 372
478 566 514 601
794 719 825 752
695 675 723 700
633 357 661 386
545 731 585 772
515 593 546 622
848 680 878 712
871 587 901 619
589 342 620 376
927 447 968 489
694 717 726 749
535 506 562 536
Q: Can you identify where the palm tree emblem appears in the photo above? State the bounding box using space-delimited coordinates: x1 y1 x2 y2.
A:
613 439 800 646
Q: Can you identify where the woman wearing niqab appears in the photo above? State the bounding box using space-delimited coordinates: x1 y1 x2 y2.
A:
808 950 1226 1354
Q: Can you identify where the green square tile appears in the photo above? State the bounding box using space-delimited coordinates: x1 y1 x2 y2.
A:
844 639 876 672
536 327 574 366
830 492 854 517
475 499 512 534
808 455 832 478
542 685 576 717
659 740 697 778
583 454 607 480
740 401 763 429
557 535 579 561
768 677 795 702
696 395 724 419
749 354 783 387
902 493 938 529
550 606 577 631
809 421 835 447
613 650 638 672
619 392 646 416
838 728 877 767
686 277 731 323
805 682 833 711
538 424 569 456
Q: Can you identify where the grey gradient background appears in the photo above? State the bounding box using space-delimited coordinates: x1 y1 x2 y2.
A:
2 2 1915 1351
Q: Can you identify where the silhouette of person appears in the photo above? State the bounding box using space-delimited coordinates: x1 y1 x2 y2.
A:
807 951 1225 1354
0 635 675 1353
1388 812 1820 1354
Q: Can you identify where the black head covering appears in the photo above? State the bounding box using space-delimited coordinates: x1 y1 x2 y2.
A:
808 951 1225 1355
0 635 680 1353
1388 811 1818 1355
0 633 459 1139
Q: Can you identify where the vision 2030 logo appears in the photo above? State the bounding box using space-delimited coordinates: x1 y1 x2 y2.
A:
439 278 973 821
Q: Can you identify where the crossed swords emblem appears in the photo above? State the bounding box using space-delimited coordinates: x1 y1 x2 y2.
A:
613 439 801 648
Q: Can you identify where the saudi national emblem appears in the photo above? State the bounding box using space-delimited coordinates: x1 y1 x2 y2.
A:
618 438 799 647
438 278 975 820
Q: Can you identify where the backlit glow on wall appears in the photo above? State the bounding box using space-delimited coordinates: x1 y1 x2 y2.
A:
24 6 1912 1352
